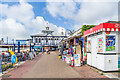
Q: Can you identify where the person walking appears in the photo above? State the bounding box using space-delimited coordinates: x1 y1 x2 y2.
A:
46 48 48 54
42 47 44 55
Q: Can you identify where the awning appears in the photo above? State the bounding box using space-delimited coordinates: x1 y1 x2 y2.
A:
33 46 42 49
84 23 120 36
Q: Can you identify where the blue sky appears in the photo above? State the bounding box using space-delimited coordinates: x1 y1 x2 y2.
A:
2 2 75 30
29 2 74 29
0 0 119 42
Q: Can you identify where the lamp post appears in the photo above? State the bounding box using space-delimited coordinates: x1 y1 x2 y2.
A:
7 36 8 45
12 39 14 44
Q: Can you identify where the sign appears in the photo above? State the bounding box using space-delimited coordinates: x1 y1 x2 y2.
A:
66 57 71 64
74 54 81 67
106 36 116 51
34 52 37 56
29 52 34 60
87 40 91 52
98 38 103 52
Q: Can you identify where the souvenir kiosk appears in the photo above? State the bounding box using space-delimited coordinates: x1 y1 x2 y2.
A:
84 23 120 71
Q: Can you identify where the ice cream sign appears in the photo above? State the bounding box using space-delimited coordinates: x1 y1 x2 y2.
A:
106 36 116 51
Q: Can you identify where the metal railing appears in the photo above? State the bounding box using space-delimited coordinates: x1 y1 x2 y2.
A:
1 52 39 73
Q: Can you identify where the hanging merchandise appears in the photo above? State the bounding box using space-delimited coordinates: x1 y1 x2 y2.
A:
70 47 71 54
83 53 87 61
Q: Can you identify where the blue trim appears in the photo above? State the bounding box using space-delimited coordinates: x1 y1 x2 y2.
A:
16 40 28 41
79 38 85 48
30 43 31 52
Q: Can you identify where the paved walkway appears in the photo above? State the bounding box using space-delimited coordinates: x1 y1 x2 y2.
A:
24 52 81 78
3 52 81 78
3 51 109 79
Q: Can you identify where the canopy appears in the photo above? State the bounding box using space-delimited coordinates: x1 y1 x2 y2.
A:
84 23 120 36
33 46 42 49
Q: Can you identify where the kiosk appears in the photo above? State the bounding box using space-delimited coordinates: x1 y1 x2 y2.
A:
84 23 120 71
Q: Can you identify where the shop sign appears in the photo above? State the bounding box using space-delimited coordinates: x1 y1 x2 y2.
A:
106 36 116 51
98 38 103 52
74 54 81 67
87 40 91 52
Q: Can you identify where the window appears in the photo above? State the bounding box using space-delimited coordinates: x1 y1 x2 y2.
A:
106 36 116 51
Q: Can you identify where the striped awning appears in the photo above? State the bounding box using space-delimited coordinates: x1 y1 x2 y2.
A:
84 23 120 36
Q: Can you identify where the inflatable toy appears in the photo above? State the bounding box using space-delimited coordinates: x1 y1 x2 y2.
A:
9 50 18 66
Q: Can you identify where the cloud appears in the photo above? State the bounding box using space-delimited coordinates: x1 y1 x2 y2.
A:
0 0 65 43
46 0 119 30
46 1 76 19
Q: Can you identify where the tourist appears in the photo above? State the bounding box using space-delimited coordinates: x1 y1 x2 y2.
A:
42 47 44 55
46 49 48 54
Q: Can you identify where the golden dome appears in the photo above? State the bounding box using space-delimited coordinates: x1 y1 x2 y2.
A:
46 26 49 28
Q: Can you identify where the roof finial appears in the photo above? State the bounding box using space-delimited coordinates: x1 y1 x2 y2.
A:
46 22 49 30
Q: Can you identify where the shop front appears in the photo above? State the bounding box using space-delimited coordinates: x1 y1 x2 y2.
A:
59 28 87 67
84 23 120 71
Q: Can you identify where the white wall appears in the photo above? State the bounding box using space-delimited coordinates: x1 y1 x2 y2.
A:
87 31 118 71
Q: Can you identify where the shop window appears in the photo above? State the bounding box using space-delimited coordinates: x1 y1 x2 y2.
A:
87 40 91 52
106 36 116 51
98 38 103 52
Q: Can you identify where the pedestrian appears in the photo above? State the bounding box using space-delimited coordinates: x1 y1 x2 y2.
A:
46 49 48 54
42 47 44 55
48 47 50 54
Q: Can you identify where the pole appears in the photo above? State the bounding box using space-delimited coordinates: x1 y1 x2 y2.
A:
13 44 15 52
30 43 31 52
18 42 20 53
7 36 8 45
12 39 14 44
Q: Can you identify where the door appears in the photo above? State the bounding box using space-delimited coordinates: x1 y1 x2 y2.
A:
91 36 98 67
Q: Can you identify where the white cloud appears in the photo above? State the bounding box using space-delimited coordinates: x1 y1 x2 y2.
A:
46 0 119 30
46 1 76 19
0 0 65 43
0 18 27 43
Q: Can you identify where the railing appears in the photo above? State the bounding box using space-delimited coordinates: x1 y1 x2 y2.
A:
1 52 39 73
34 43 59 46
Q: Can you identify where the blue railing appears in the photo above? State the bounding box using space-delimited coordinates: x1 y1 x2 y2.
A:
34 43 59 46
1 52 39 73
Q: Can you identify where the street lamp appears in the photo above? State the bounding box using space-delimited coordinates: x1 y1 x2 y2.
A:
7 36 8 45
